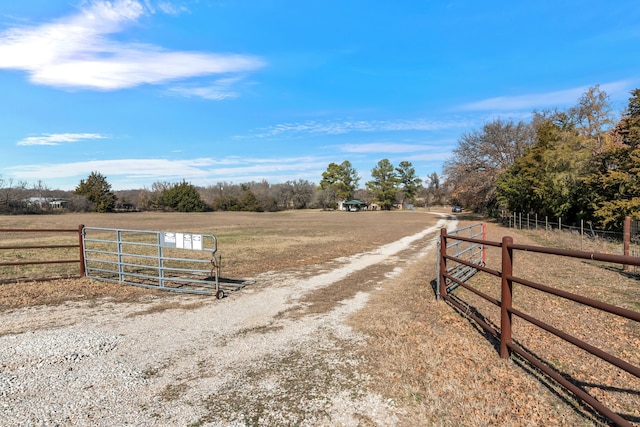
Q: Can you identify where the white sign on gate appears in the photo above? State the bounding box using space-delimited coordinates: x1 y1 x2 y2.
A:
161 232 203 250
169 232 203 250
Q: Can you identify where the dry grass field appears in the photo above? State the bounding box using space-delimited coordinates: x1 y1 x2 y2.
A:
1 209 638 426
0 209 438 307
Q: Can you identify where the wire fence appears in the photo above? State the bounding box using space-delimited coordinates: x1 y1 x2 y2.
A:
500 213 640 273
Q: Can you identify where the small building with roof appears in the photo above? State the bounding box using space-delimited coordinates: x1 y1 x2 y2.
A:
341 199 368 211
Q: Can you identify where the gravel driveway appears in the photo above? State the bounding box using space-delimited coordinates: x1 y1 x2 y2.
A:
1 216 455 426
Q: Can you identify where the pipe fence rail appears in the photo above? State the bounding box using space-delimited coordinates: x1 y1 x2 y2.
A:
439 226 640 427
0 225 85 283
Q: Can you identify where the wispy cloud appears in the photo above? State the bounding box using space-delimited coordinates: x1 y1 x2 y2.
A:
17 133 108 146
248 118 471 138
168 77 245 100
157 1 190 15
9 158 208 179
335 142 454 166
338 142 449 154
460 80 636 112
0 0 264 91
7 155 331 189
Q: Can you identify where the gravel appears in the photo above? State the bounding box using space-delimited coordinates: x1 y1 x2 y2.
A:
0 217 454 426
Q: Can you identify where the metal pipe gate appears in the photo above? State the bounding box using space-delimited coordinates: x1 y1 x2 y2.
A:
82 227 223 297
436 223 485 300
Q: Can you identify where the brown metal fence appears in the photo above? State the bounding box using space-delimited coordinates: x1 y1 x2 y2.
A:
0 225 85 283
439 227 640 427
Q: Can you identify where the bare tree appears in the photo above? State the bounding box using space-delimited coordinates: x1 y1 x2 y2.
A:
569 84 615 153
274 182 294 209
314 186 338 210
289 179 315 209
0 177 28 213
444 119 535 213
423 172 446 207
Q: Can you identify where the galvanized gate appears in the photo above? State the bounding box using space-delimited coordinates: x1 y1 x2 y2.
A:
436 223 485 300
82 227 223 297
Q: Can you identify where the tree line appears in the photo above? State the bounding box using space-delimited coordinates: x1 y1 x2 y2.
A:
0 158 448 214
445 85 640 231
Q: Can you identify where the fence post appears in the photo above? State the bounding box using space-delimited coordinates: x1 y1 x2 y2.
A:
482 223 487 265
78 224 86 278
624 216 631 271
500 236 514 359
559 217 562 231
439 228 448 299
546 216 548 231
535 214 538 231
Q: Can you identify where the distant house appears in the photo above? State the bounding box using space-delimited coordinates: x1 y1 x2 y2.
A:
341 199 368 212
23 197 67 209
114 203 136 212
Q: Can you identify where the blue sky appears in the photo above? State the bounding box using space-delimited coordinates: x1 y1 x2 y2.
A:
1 0 638 191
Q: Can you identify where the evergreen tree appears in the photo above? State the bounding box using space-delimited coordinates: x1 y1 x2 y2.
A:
496 87 618 225
366 159 399 210
395 161 422 206
74 171 117 213
159 180 206 212
587 89 640 229
496 112 592 222
238 184 262 212
319 160 360 205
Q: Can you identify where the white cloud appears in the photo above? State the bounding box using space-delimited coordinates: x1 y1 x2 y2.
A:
249 118 471 138
168 77 245 100
335 142 454 165
6 155 331 188
339 142 446 154
460 80 636 112
207 157 328 176
17 133 108 146
406 151 453 162
157 1 189 15
0 0 264 91
9 158 209 179
5 152 456 190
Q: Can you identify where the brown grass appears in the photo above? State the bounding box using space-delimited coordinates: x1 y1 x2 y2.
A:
351 215 639 426
0 209 438 308
0 277 166 310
